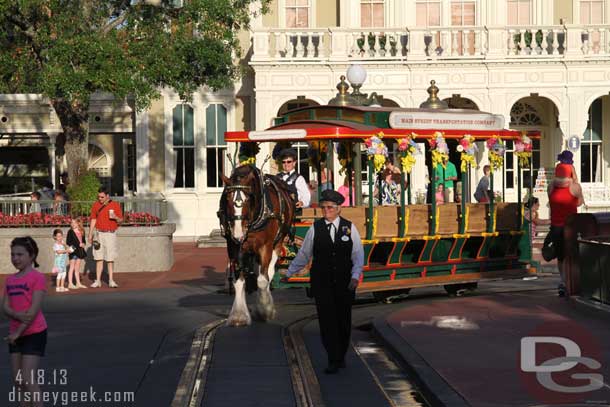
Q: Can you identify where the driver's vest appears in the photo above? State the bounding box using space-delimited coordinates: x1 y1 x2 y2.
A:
280 171 299 201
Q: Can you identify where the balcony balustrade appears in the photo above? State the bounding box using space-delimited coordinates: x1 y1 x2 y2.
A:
251 24 610 63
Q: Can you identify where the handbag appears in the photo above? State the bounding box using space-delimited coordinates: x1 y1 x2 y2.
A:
541 231 557 262
76 246 87 259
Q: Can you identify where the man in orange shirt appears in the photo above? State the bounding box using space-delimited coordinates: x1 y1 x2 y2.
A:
88 188 123 288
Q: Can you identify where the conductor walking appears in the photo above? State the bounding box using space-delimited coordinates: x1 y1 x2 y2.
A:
284 190 364 374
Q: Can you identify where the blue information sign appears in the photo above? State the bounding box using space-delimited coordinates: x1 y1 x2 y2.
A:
567 135 580 152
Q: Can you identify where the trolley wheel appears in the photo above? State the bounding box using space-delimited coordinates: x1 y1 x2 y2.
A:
444 283 478 297
373 289 411 303
463 282 478 291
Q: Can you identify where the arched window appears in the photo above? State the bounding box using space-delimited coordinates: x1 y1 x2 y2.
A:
277 98 319 116
173 104 195 188
510 101 542 125
443 96 479 110
88 144 112 191
582 99 603 183
206 104 227 188
509 100 542 188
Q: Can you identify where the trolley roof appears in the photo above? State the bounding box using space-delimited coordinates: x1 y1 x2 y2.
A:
225 105 539 142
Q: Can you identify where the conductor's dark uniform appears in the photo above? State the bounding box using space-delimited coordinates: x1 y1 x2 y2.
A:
286 190 364 373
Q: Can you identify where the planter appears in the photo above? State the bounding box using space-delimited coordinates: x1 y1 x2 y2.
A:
0 224 176 274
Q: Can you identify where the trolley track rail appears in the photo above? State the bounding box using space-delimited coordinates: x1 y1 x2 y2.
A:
172 319 225 407
284 315 326 407
172 281 554 406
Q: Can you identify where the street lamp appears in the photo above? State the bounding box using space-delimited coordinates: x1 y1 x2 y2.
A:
345 65 384 106
346 64 367 102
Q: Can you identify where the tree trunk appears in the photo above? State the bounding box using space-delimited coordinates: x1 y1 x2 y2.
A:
51 99 90 187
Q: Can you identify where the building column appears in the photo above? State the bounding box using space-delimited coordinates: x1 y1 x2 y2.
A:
254 94 274 173
567 91 588 181
135 110 150 194
47 132 60 187
539 0 554 26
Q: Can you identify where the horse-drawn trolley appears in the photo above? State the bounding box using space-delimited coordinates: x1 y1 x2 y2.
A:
220 80 539 309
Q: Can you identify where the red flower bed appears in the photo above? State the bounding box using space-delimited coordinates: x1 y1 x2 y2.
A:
124 212 162 226
0 212 160 227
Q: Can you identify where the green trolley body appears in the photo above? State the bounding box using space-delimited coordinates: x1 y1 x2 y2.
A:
225 103 538 297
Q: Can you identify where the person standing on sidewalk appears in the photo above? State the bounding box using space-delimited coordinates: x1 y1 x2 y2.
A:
89 188 123 288
4 237 47 407
66 218 87 289
284 189 364 374
548 152 584 297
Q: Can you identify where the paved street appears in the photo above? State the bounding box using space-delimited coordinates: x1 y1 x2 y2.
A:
0 286 224 406
0 242 572 407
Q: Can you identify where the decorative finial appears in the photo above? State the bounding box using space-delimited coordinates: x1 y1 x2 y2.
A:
419 80 448 109
337 75 349 94
329 75 357 106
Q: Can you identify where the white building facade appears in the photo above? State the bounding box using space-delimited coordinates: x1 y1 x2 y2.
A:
2 0 610 238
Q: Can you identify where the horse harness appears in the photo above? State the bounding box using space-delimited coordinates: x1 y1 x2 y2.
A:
219 167 289 248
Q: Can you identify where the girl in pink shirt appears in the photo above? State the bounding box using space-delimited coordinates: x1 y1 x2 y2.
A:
3 236 47 406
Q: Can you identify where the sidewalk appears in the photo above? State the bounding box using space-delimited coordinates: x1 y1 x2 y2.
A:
0 243 228 296
374 290 610 407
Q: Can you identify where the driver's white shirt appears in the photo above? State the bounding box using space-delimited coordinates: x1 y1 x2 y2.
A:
280 170 311 208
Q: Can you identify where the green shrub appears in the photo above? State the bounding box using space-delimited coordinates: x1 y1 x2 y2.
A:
67 171 101 216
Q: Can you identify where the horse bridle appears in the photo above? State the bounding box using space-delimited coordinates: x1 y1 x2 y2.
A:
225 185 252 220
219 168 287 247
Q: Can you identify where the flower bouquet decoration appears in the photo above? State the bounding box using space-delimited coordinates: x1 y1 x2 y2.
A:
238 142 260 165
514 133 533 168
397 133 421 174
307 140 329 167
457 134 478 172
336 141 353 175
365 132 388 173
486 136 506 171
428 131 449 169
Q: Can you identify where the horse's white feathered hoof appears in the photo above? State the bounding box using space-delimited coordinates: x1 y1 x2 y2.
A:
227 278 251 327
226 310 251 327
253 289 276 321
227 308 252 326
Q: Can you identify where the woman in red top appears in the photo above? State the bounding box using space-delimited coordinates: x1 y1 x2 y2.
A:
548 155 584 297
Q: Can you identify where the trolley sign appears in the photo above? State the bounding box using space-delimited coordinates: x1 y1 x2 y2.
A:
567 135 580 152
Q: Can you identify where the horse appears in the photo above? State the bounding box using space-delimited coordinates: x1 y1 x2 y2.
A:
218 164 295 326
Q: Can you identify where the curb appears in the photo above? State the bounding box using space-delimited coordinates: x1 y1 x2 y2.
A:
571 296 610 316
372 315 470 407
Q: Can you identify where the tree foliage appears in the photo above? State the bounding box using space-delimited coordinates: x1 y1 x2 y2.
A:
0 0 269 185
66 170 101 216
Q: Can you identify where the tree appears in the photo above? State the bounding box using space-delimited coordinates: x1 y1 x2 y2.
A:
0 0 269 186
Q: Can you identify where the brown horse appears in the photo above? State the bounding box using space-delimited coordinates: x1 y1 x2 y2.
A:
218 165 295 326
